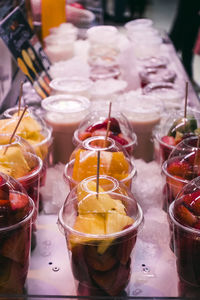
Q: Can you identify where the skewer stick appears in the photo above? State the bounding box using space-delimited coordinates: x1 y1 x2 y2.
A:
184 82 188 119
104 120 111 147
108 102 112 122
96 150 100 199
18 81 23 116
4 106 28 155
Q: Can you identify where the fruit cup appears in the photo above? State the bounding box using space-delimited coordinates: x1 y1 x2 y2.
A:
0 172 35 294
58 189 143 296
154 109 200 164
169 176 200 288
73 110 137 156
64 136 137 191
162 135 200 211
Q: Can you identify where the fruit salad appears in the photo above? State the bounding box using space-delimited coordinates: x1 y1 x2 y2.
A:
58 190 143 296
64 136 136 190
155 111 199 163
0 134 42 212
169 176 200 287
162 136 200 211
0 172 35 294
73 111 137 156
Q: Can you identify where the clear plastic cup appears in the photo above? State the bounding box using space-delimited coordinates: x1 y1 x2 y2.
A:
58 191 143 296
139 68 176 88
49 77 93 98
169 176 200 287
0 172 35 294
87 25 120 68
154 108 200 164
121 94 163 162
41 94 90 164
64 136 137 191
125 18 154 32
162 135 200 211
73 110 137 156
89 66 120 81
0 134 43 213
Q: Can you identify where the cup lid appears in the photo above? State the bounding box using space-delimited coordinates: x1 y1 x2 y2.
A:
49 77 93 93
41 94 90 114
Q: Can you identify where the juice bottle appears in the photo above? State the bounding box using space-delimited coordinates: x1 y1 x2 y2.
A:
41 0 66 39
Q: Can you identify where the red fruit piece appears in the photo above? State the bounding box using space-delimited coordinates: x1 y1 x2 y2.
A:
91 260 131 296
92 129 107 137
167 160 191 178
194 220 200 229
70 2 84 9
161 136 176 146
116 225 136 265
175 203 198 227
105 118 121 134
183 191 200 216
85 244 117 271
109 133 128 146
71 244 91 284
86 122 107 133
78 131 92 141
9 192 29 210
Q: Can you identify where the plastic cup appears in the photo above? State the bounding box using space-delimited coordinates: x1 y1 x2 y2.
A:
169 176 200 287
72 110 137 156
162 135 200 211
64 136 137 191
41 94 90 164
58 191 143 296
0 172 35 294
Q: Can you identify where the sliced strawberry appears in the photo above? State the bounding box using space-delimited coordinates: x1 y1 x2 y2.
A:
105 118 121 134
86 122 107 133
161 136 176 146
167 160 191 178
9 192 29 210
78 131 92 141
175 203 198 227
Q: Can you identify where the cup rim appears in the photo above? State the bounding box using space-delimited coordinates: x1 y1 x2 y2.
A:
73 129 137 150
169 200 200 235
64 157 137 187
0 195 35 233
49 77 93 93
80 174 120 194
58 194 143 240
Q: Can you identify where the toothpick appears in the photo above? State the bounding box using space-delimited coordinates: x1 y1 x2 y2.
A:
184 82 188 119
18 81 23 116
104 120 111 147
4 105 28 155
108 102 112 122
96 150 100 199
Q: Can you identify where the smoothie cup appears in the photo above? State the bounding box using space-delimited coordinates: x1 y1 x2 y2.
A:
58 191 143 296
0 172 35 295
169 176 200 288
162 135 200 211
41 94 90 164
64 136 137 191
73 110 137 156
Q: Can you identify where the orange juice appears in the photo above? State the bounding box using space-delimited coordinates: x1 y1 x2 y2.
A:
41 0 66 39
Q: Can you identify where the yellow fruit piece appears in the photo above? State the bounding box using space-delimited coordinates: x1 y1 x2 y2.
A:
26 131 47 160
72 149 129 183
69 214 105 248
98 211 134 254
78 193 126 215
0 147 30 178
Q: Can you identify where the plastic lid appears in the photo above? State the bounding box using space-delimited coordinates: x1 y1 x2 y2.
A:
90 79 127 96
41 94 90 114
87 25 118 43
125 18 153 31
49 77 93 93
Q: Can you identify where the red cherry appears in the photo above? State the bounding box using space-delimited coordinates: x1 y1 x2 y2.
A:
161 136 176 146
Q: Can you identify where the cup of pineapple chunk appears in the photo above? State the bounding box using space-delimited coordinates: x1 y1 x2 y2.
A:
58 185 143 297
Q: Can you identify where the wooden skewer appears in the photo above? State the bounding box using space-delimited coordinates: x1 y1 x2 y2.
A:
184 82 188 119
108 102 112 122
96 150 100 199
18 81 23 116
4 106 28 155
104 120 111 147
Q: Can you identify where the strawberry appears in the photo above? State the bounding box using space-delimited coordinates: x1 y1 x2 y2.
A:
9 192 29 210
86 122 107 133
167 160 191 177
161 136 176 146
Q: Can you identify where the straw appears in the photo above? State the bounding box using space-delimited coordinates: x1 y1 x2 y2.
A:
3 105 28 155
18 81 23 116
96 150 100 199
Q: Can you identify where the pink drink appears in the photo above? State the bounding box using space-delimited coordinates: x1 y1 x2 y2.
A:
41 95 90 164
0 173 35 294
